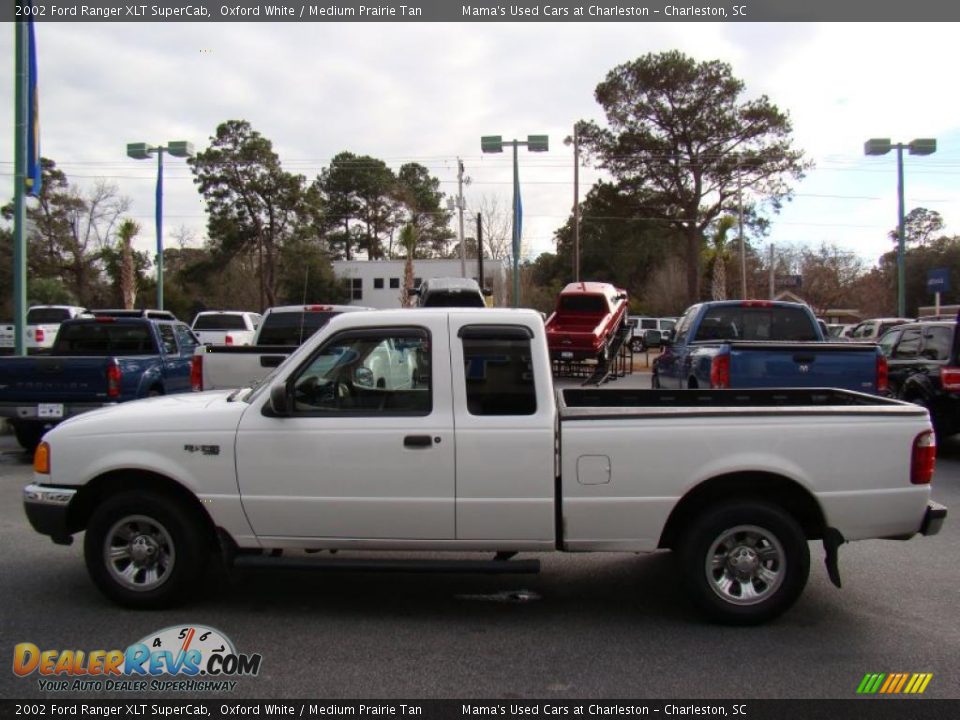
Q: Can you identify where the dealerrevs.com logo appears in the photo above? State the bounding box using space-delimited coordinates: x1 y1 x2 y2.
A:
13 625 261 692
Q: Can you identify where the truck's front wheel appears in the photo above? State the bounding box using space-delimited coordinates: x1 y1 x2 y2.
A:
84 491 208 609
679 501 809 625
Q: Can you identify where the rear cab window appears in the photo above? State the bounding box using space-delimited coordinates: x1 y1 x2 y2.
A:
459 325 537 416
695 306 818 342
193 314 249 331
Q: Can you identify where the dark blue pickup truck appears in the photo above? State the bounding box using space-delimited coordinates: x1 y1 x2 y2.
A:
652 300 887 393
0 316 200 450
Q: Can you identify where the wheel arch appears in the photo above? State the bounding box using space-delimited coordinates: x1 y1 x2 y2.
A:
67 470 218 550
658 471 827 549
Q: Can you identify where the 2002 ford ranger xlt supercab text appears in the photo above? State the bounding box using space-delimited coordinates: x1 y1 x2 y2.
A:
23 309 947 624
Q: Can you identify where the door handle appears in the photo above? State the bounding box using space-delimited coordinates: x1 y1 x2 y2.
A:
404 435 433 448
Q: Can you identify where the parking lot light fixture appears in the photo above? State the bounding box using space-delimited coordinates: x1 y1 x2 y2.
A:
864 137 937 317
481 134 548 307
126 140 194 310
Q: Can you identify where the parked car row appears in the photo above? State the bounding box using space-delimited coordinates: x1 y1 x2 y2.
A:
877 316 960 441
0 311 201 450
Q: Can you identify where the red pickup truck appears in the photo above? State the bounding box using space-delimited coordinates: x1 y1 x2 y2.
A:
545 282 629 362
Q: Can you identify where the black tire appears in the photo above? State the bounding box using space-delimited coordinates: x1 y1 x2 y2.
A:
678 501 810 625
83 490 209 609
630 339 644 353
13 422 45 453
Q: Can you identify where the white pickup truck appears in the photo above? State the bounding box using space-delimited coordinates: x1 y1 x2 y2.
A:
190 310 262 346
0 305 90 353
23 309 946 624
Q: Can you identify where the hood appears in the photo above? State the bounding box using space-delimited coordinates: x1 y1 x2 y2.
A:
48 390 247 439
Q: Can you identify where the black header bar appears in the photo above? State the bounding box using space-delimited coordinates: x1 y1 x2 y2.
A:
5 0 960 22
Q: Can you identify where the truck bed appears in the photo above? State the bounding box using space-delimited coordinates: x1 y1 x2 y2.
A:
559 387 914 413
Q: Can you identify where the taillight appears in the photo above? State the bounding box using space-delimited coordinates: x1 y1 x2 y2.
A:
740 300 772 308
710 354 730 389
106 360 122 399
191 355 203 391
911 431 936 485
35 328 44 342
942 366 960 392
876 354 889 393
225 335 234 346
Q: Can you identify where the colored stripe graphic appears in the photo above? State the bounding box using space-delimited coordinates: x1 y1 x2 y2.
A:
857 673 932 694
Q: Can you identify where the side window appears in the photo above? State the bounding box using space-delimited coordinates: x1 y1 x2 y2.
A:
157 324 178 355
892 328 922 359
878 329 902 357
921 327 952 361
460 326 536 416
672 306 698 345
291 329 431 416
175 324 199 354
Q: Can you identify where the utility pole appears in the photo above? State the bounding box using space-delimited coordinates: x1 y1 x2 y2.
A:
476 212 484 290
457 158 467 278
573 125 581 282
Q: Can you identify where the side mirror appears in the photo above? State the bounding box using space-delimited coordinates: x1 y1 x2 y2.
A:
269 383 290 416
482 288 493 297
407 287 421 297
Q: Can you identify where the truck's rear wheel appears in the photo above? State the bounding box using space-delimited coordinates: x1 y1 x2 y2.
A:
83 490 208 609
679 501 809 625
13 422 45 453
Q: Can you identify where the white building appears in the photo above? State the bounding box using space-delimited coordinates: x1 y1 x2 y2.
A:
332 258 508 309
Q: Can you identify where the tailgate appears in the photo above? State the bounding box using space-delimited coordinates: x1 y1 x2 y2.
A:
728 342 879 392
0 357 113 402
200 346 292 390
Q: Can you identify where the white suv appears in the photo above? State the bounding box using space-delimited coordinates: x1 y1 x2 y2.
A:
628 316 678 351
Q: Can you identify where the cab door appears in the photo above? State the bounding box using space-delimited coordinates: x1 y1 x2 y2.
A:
234 318 455 541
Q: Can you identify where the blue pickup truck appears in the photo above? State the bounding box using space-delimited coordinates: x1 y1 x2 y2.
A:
652 300 887 393
0 315 200 450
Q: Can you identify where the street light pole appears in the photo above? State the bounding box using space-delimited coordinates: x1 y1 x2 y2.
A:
155 147 165 310
126 140 194 310
864 137 936 318
481 134 548 307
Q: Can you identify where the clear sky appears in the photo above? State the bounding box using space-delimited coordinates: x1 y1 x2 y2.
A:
3 21 959 269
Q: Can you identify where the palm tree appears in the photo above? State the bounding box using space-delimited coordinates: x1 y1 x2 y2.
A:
399 223 417 308
709 216 736 301
116 218 140 309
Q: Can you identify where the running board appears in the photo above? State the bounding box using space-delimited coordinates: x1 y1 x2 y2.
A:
232 555 541 575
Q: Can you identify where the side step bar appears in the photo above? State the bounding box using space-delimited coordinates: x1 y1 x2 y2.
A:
233 554 541 575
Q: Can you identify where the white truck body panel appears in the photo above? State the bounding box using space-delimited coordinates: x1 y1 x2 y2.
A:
559 411 931 551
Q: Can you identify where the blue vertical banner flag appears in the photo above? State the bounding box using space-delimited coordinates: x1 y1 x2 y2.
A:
512 161 523 260
25 5 42 197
